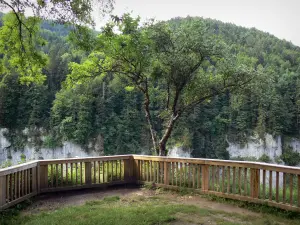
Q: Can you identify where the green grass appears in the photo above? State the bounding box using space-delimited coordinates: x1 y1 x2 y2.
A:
2 193 300 225
2 196 207 225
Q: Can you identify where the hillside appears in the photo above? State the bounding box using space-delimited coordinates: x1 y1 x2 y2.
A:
0 14 300 165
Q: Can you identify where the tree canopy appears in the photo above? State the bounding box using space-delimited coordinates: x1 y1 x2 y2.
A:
64 14 256 155
1 13 300 158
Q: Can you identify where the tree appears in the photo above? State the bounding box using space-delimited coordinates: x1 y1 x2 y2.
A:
0 12 47 84
0 0 113 26
0 0 114 83
66 15 256 156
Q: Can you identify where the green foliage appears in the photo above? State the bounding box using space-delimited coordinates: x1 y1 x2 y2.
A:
1 14 300 158
0 13 47 85
258 154 272 163
281 146 300 166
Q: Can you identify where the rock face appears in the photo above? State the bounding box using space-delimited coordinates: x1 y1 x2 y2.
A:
227 134 283 161
1 128 300 167
0 129 103 166
227 133 300 163
167 146 192 158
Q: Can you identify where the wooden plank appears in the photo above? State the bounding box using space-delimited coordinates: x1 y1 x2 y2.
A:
85 162 92 186
0 161 38 176
39 181 127 194
94 161 96 183
238 167 241 195
123 159 131 182
188 163 191 188
111 161 114 182
160 162 164 184
269 171 273 201
244 168 247 196
227 167 230 193
201 165 209 192
70 163 73 185
298 175 300 207
66 163 68 186
290 174 293 205
29 169 32 193
75 163 78 185
198 164 201 189
14 173 17 200
263 170 266 199
39 165 48 191
179 163 182 187
80 162 83 185
0 192 36 211
222 166 225 193
164 161 169 185
31 167 37 194
20 171 24 197
193 164 196 189
183 163 186 186
103 161 105 183
232 167 236 194
61 164 63 187
39 155 131 165
51 164 54 188
120 160 123 181
0 176 6 207
283 173 286 203
24 170 27 196
216 166 220 192
211 166 215 191
149 161 153 182
55 164 58 187
98 161 101 183
276 172 279 202
133 155 300 175
250 169 259 198
18 172 21 198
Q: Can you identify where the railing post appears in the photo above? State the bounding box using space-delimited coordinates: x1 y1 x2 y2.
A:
32 166 37 194
164 161 169 185
0 175 6 208
85 162 92 186
250 168 259 198
134 159 140 183
124 157 133 183
39 164 49 192
202 164 209 192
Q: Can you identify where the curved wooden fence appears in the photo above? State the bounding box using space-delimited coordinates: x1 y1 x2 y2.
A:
1 155 300 212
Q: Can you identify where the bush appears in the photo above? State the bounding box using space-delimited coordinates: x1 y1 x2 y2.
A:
258 154 271 163
281 146 300 166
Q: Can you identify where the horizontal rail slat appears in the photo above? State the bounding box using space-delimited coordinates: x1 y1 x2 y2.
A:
39 155 132 165
0 161 39 176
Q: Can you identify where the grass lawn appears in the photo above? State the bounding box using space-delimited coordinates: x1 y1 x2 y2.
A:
2 192 300 225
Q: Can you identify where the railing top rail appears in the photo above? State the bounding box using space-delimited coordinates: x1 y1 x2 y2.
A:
0 160 39 176
39 155 132 165
132 155 300 175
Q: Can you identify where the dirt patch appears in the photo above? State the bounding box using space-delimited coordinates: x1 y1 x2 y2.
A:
169 194 258 216
22 186 259 218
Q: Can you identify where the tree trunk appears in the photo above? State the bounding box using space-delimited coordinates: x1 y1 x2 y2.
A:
143 91 159 155
158 114 179 156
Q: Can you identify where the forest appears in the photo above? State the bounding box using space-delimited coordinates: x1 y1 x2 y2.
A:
1 10 300 160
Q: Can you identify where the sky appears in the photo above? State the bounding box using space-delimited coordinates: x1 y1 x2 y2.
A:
97 0 300 46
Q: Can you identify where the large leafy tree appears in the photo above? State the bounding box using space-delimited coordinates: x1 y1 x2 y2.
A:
66 15 256 155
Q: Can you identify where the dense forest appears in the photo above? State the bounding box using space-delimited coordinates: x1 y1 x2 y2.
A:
1 12 300 160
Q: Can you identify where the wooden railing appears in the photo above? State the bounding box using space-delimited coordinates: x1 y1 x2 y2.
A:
1 155 300 212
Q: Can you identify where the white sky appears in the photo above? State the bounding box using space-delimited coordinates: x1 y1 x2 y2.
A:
97 0 300 46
